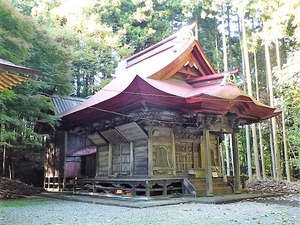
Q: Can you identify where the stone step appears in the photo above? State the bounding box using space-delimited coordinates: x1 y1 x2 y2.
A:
189 178 230 188
188 177 233 196
196 186 233 197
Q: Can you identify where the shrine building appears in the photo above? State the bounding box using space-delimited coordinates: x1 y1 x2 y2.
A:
44 24 280 197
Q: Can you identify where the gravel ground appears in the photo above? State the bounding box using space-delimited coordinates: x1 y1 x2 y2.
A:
0 195 299 225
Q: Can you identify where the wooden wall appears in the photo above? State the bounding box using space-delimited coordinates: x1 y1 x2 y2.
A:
96 140 148 177
149 126 221 177
133 140 148 176
64 124 221 179
112 143 130 175
97 145 109 177
150 127 175 176
66 133 93 155
175 140 201 175
44 130 65 178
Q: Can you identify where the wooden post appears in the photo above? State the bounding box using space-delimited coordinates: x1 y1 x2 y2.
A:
232 132 241 194
204 129 213 196
130 142 134 176
95 146 99 177
145 181 150 197
163 180 167 196
148 127 153 177
172 132 176 175
63 131 68 191
108 144 112 176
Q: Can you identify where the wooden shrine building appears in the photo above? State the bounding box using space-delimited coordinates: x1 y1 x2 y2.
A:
44 24 281 197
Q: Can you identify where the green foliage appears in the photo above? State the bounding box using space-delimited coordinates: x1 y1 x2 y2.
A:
0 1 33 63
95 0 184 54
0 83 57 149
276 51 300 166
0 2 72 154
72 36 117 97
26 27 73 96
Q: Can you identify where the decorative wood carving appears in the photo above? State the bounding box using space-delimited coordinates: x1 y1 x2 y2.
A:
197 114 240 132
154 145 172 167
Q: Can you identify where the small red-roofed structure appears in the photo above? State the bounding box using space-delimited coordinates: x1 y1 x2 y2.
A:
45 24 280 197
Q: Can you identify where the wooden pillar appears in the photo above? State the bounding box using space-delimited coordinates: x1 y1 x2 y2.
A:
204 129 213 196
232 132 241 194
148 127 153 177
108 144 112 176
130 142 134 176
172 132 176 175
63 131 68 191
95 146 99 177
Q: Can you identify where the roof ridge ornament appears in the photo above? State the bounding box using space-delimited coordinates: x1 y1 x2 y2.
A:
221 72 237 86
174 23 196 47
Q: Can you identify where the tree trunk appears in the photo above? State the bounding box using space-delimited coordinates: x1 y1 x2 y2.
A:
240 9 261 179
245 125 252 179
281 111 290 181
221 3 230 178
269 124 276 177
254 52 266 180
238 13 252 180
275 39 290 181
2 145 6 177
258 123 266 180
265 38 281 180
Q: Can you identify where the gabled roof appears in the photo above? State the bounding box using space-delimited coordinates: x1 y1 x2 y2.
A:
114 23 215 80
61 24 280 127
0 58 40 91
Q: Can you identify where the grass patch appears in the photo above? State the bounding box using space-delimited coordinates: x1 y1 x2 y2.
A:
0 199 47 207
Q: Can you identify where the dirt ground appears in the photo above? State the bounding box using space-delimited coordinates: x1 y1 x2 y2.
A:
0 177 42 199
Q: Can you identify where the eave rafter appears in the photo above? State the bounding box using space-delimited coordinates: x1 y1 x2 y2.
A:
0 71 28 91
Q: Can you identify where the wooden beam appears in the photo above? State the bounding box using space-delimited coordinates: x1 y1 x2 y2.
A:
149 42 195 80
204 129 213 196
190 54 206 76
232 132 241 194
161 54 191 80
177 67 199 77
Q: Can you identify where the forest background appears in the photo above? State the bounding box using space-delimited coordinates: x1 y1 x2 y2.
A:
0 0 299 186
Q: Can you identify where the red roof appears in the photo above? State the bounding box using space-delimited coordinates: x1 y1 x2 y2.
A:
61 24 280 126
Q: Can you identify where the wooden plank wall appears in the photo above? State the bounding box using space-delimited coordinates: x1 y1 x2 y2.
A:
98 145 109 176
112 143 130 175
66 133 93 154
133 140 148 175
